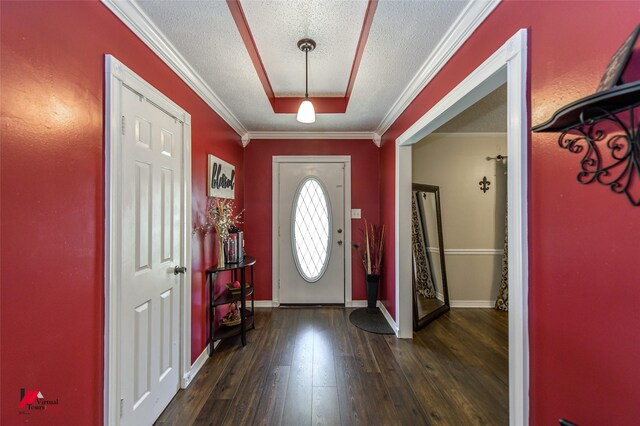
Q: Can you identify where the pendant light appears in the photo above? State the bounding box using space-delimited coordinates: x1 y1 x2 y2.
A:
296 38 316 124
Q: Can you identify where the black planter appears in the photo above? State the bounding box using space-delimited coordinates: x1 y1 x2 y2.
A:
366 274 380 312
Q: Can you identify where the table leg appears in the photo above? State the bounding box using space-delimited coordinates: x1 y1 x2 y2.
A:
240 266 246 346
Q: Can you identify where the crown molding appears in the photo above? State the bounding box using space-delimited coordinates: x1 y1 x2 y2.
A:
102 0 499 141
245 131 381 147
375 0 501 136
100 0 248 137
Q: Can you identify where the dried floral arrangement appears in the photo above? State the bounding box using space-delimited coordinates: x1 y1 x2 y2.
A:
354 219 385 276
195 198 243 241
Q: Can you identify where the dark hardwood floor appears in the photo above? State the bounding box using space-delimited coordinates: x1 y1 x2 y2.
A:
155 307 508 426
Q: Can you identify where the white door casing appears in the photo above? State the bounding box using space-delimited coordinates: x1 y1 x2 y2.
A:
105 55 192 426
272 156 352 306
394 30 529 425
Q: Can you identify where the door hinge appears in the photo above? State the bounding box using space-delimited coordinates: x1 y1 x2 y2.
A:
120 398 124 418
121 116 125 135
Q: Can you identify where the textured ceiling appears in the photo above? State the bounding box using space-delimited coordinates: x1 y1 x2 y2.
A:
136 0 472 133
435 84 508 133
242 0 369 96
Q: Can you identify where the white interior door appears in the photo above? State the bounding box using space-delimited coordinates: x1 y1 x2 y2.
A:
278 162 345 304
119 85 182 425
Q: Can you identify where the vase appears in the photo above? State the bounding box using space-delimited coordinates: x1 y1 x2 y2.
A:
366 274 380 312
216 235 226 269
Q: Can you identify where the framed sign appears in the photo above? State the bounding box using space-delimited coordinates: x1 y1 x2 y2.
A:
208 155 235 199
596 24 640 92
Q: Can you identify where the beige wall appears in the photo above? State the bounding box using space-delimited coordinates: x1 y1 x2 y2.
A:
412 132 507 304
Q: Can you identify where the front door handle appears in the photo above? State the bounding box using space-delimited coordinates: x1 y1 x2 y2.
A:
174 266 187 275
337 240 343 246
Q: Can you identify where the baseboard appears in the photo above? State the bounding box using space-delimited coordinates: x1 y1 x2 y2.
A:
183 345 211 388
445 248 503 256
377 301 399 335
261 300 368 308
450 300 495 308
253 300 275 308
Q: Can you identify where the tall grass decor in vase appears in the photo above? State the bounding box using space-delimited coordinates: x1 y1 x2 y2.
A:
354 219 385 312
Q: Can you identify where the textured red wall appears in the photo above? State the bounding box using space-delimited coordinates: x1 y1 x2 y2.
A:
243 139 380 302
379 139 396 318
379 1 640 424
0 2 242 425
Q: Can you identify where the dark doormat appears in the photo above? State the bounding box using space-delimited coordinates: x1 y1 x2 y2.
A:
349 308 394 335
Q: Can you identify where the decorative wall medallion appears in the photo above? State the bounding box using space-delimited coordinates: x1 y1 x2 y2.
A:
479 176 491 193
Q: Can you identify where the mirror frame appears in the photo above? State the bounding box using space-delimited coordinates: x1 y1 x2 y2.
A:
412 183 450 330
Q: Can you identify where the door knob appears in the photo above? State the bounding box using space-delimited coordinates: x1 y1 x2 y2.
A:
174 266 187 275
337 240 343 246
337 228 343 234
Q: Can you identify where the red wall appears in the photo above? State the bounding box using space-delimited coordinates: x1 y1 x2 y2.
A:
379 138 396 318
379 1 640 424
243 139 380 302
0 2 242 425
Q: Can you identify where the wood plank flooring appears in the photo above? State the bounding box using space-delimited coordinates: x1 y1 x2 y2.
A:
155 308 508 426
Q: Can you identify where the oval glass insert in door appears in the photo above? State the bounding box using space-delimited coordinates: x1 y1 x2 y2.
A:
291 177 332 282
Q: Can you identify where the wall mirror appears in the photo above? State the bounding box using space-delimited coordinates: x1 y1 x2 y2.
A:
412 183 450 330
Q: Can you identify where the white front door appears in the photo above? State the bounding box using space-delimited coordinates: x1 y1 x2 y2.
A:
278 162 345 304
119 85 182 425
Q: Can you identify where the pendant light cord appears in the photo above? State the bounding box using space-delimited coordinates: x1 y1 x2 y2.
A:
305 48 309 98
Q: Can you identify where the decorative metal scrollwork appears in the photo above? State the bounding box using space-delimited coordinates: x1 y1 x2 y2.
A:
558 106 639 206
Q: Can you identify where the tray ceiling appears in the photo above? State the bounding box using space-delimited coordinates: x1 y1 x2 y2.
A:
121 0 498 136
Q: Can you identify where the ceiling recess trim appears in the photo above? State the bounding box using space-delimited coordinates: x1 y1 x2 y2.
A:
246 131 381 147
375 0 501 136
100 0 248 137
345 0 378 101
225 0 276 108
227 0 378 114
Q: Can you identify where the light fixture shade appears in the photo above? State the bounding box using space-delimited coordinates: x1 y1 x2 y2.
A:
296 99 316 123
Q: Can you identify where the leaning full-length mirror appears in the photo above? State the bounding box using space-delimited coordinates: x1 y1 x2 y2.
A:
412 183 450 330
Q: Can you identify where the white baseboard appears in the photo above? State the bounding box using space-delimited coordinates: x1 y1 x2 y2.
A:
183 345 210 388
257 300 370 308
450 300 495 308
253 300 275 308
446 248 503 256
377 301 400 336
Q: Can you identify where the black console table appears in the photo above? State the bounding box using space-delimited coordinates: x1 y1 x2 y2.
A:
206 256 256 355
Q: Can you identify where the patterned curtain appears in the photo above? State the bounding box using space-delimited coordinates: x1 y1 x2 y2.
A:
495 203 508 311
412 193 436 299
